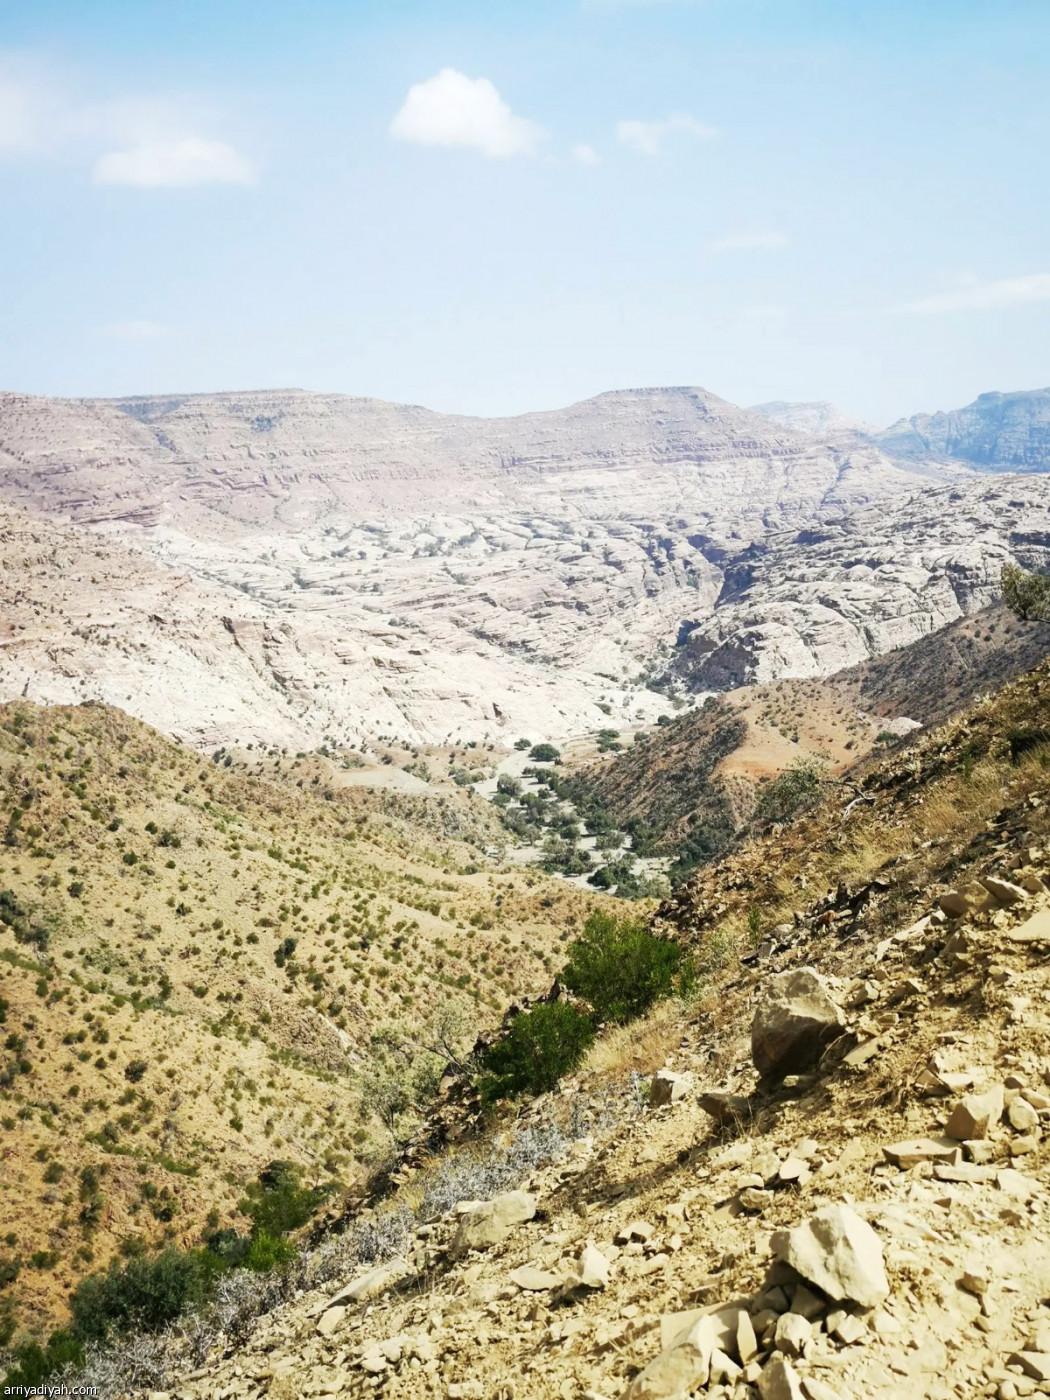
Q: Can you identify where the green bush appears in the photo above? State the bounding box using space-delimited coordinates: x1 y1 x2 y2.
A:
481 1002 594 1100
562 909 694 1025
239 1160 334 1237
1001 561 1050 622
5 1331 83 1388
70 1247 213 1344
245 1231 296 1272
753 758 825 825
528 743 560 763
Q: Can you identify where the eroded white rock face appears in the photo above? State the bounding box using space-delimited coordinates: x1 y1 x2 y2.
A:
0 385 1045 749
669 476 1050 692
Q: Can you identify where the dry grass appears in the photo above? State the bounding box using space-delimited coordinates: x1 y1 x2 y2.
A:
580 998 685 1086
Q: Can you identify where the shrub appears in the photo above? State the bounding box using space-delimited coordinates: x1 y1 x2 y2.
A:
245 1231 296 1272
5 1331 83 1389
239 1161 334 1238
124 1059 148 1083
481 1002 594 1100
513 738 531 750
1001 561 1050 622
562 909 694 1025
70 1248 212 1344
753 758 825 825
528 743 560 763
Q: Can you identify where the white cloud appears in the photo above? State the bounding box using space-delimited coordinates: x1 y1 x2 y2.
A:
390 69 544 159
572 142 600 165
0 56 254 189
93 137 254 188
705 231 788 254
893 273 1050 314
615 113 715 156
99 320 172 340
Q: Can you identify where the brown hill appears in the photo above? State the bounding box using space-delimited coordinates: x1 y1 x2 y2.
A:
0 701 609 1335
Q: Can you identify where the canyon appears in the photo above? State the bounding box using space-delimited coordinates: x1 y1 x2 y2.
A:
0 384 1047 750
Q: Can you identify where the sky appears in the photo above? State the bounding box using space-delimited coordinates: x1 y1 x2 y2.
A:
1 0 1048 426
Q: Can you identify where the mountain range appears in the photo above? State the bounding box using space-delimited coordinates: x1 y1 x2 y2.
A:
0 383 1048 749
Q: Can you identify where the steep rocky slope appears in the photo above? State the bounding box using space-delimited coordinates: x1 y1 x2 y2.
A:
0 700 611 1333
665 475 1050 691
0 386 954 748
87 663 1050 1400
877 387 1050 471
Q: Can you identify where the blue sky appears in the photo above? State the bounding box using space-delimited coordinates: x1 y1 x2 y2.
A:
1 0 1048 424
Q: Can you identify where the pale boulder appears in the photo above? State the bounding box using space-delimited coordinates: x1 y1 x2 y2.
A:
452 1191 537 1254
770 1204 889 1309
752 968 845 1079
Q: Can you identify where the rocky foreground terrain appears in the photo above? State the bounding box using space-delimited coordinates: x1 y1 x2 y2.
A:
93 661 1050 1400
4 383 1046 750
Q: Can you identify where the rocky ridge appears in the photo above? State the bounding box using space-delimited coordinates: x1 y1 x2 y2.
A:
665 475 1050 692
0 385 964 749
876 388 1050 472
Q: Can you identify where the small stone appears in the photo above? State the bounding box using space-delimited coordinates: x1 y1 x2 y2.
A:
710 1349 742 1384
959 1267 990 1296
945 1085 1005 1141
981 876 1027 905
1008 1098 1040 1133
1010 1135 1040 1157
509 1265 561 1292
997 1168 1036 1200
577 1243 611 1289
827 1310 866 1346
939 890 970 917
774 1312 811 1358
789 1284 826 1320
316 1306 347 1337
770 1205 888 1308
699 1090 752 1125
650 1068 693 1107
737 1309 759 1363
882 1137 958 1168
739 1187 771 1213
624 1315 724 1398
1008 1353 1050 1382
452 1191 537 1254
757 1354 806 1399
752 967 845 1080
615 1219 656 1244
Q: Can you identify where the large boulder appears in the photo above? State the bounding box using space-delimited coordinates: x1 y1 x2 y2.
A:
751 967 845 1079
770 1204 889 1309
452 1190 536 1254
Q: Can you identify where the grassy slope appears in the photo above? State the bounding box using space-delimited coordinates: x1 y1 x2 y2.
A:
0 701 610 1334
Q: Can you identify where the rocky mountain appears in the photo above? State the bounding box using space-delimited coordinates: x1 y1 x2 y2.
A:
1 383 1049 752
875 386 1050 471
665 475 1050 692
0 385 954 749
45 658 1050 1400
749 400 877 438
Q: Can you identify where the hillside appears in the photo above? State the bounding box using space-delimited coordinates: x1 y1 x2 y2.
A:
71 659 1050 1400
663 474 1050 692
0 700 611 1335
876 386 1050 471
0 384 960 750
